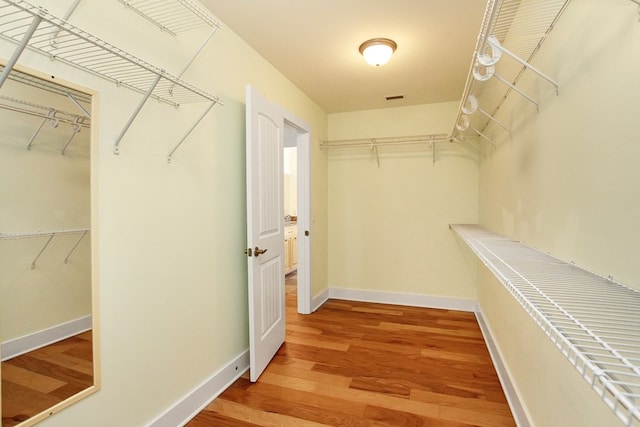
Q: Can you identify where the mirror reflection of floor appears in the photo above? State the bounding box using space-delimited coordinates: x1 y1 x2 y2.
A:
285 271 297 295
1 331 93 427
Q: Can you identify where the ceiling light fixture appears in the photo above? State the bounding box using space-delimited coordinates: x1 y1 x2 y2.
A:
359 38 397 67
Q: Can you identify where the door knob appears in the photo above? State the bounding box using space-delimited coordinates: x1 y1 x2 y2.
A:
254 246 268 256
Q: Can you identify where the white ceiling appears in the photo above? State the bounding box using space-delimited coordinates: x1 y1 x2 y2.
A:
199 0 487 113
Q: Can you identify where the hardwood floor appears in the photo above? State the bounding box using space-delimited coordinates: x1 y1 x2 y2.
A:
188 278 515 427
1 331 93 427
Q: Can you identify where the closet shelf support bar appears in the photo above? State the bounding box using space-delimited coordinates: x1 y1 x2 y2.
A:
64 230 88 263
170 26 219 95
167 100 216 163
66 92 91 118
0 14 42 88
113 73 162 155
470 125 496 146
61 116 84 155
478 108 511 133
27 109 57 151
493 73 539 111
50 0 82 48
491 36 559 94
31 234 54 269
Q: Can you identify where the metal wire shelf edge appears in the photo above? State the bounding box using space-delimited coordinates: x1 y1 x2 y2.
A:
118 0 222 35
2 0 223 106
450 224 640 426
0 228 90 239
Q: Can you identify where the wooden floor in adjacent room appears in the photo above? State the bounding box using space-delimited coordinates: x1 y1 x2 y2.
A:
188 273 515 426
1 331 93 427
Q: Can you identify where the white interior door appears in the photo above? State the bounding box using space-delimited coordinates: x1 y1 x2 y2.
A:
245 85 286 382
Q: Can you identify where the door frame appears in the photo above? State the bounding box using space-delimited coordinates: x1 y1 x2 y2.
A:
283 115 312 315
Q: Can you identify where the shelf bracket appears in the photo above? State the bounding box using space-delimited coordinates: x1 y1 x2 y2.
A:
432 140 436 166
487 35 559 95
113 73 162 155
167 100 216 163
27 108 58 150
470 125 496 146
66 92 91 118
478 107 511 134
170 26 219 95
50 0 82 48
0 14 42 88
31 234 55 269
61 116 84 155
370 139 380 168
64 230 88 263
493 73 540 112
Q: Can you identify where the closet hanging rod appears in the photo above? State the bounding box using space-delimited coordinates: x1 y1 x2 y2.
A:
0 94 91 127
321 133 450 149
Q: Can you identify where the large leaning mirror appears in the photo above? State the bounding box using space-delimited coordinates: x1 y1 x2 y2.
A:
0 63 98 426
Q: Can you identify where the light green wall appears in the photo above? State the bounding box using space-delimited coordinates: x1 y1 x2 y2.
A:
327 103 479 299
0 1 327 426
476 1 639 425
0 76 91 342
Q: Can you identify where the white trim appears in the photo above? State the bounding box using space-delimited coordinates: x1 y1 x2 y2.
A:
475 304 531 427
311 288 330 312
1 315 92 361
288 119 312 315
148 349 250 427
328 287 476 312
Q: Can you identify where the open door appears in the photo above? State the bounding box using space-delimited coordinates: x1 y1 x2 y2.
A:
245 85 286 382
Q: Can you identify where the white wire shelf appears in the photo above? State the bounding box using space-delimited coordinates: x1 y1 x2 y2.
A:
1 228 90 268
118 0 221 36
450 224 640 427
453 0 572 145
0 0 222 107
0 0 223 159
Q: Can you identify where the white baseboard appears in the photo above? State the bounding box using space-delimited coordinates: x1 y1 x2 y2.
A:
311 288 329 312
148 349 250 427
1 315 92 361
328 287 476 312
474 305 530 427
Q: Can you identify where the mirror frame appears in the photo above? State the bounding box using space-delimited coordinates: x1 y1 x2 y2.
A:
0 61 100 427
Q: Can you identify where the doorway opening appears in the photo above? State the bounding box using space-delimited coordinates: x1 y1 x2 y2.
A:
284 120 311 314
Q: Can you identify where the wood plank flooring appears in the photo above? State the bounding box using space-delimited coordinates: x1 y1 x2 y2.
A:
189 275 515 426
1 331 93 427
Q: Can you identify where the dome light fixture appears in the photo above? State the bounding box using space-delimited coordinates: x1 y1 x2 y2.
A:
359 38 397 67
